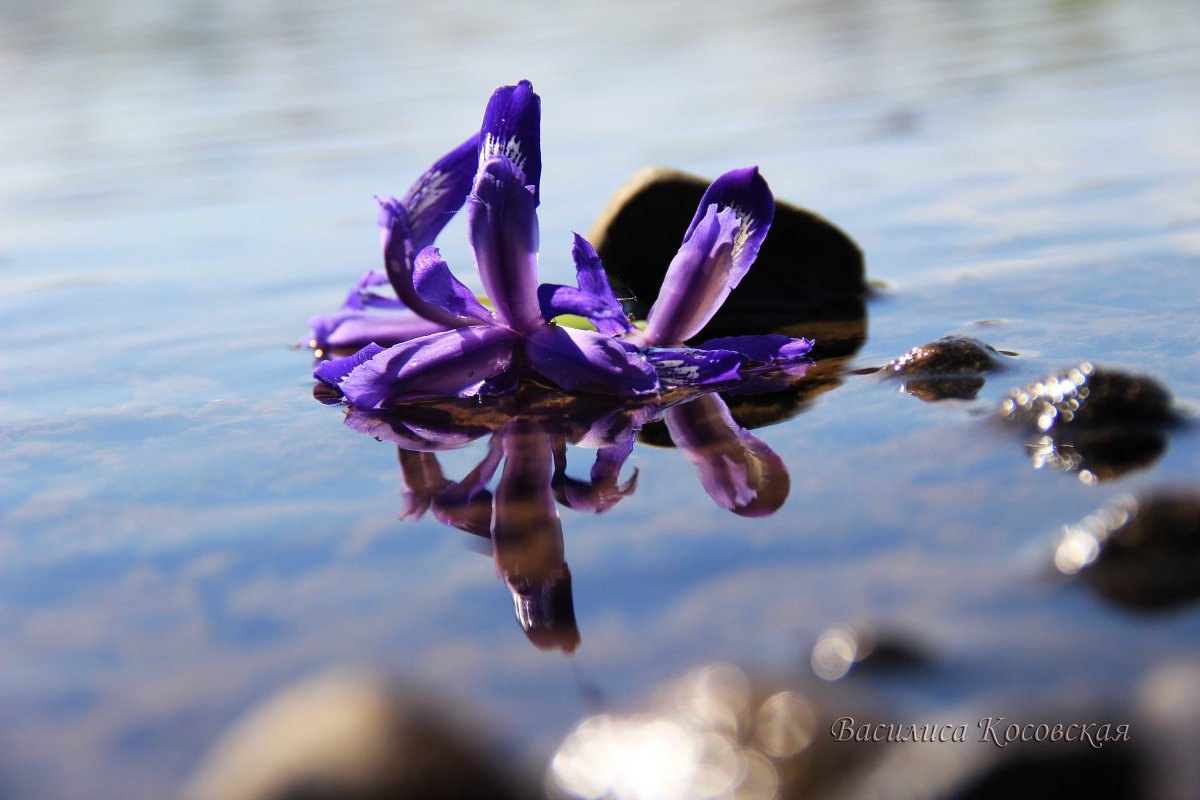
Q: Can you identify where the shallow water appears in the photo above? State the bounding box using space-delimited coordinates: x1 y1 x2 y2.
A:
3 0 1200 797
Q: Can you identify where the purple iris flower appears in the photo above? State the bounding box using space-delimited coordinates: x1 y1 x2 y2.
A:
317 80 659 407
308 132 481 351
549 168 815 388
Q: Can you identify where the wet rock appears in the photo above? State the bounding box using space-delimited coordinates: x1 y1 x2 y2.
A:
588 168 867 360
883 336 1005 401
810 624 930 681
997 363 1173 432
999 364 1174 482
181 670 526 800
1055 489 1200 611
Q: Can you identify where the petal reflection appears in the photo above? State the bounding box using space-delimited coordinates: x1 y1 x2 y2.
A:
664 394 789 517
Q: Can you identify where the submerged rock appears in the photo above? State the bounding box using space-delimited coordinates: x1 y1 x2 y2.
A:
883 336 1005 401
999 364 1175 482
1055 489 1200 611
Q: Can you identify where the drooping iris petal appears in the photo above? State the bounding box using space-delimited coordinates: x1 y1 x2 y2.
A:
467 157 543 332
524 325 659 397
308 309 447 350
378 197 473 329
313 343 385 387
644 346 746 387
412 246 494 323
641 166 776 346
432 437 504 536
699 334 814 363
537 284 626 327
665 393 790 517
493 420 579 652
552 436 638 513
401 133 481 251
479 80 542 203
338 326 519 408
568 233 633 336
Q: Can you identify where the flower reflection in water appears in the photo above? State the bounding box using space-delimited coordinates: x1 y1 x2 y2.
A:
341 379 800 653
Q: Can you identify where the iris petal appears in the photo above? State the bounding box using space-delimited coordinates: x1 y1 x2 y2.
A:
309 309 447 350
698 334 814 363
401 133 481 252
524 325 659 397
339 326 519 408
413 246 494 323
378 197 472 329
568 234 633 335
479 80 542 203
313 343 385 387
642 166 776 346
537 284 626 327
644 346 746 387
467 157 543 332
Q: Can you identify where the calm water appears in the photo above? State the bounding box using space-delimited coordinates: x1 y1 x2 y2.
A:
3 0 1200 797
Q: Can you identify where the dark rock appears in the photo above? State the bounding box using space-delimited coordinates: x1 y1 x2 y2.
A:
1055 489 1200 611
886 336 1004 377
997 363 1173 432
881 336 1006 402
588 167 867 361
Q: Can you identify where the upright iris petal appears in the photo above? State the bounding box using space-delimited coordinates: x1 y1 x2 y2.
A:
467 157 544 333
479 80 542 204
640 167 776 347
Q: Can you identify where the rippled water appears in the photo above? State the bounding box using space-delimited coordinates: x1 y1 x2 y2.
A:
3 0 1200 797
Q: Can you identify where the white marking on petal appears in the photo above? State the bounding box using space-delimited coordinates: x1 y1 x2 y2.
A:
481 133 527 174
405 169 453 222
